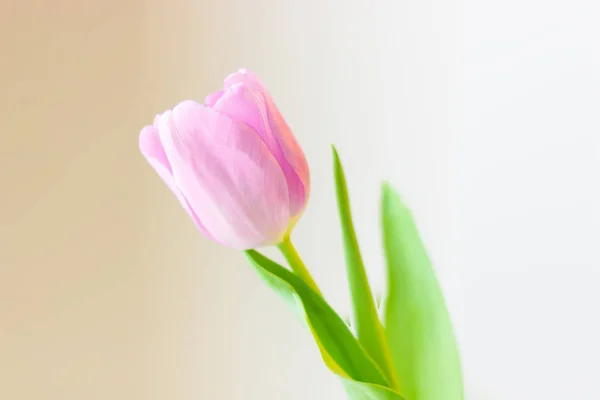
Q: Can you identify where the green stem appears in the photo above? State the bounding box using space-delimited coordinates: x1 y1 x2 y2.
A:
277 237 321 296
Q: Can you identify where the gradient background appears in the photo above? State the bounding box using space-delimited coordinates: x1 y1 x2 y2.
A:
1 0 599 399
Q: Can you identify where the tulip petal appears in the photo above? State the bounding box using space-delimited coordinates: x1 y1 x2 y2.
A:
213 77 308 217
139 124 173 180
159 100 290 249
212 83 266 139
139 122 217 242
204 90 224 107
224 70 309 189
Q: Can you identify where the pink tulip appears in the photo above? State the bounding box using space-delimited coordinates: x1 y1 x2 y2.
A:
139 69 310 249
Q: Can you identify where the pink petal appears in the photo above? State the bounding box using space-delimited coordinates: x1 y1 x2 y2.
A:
223 68 262 88
214 75 309 217
224 70 309 179
159 100 290 249
139 122 217 242
204 90 224 107
139 124 173 178
212 83 268 142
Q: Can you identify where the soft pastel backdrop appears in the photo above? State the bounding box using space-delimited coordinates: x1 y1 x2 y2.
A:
1 0 599 399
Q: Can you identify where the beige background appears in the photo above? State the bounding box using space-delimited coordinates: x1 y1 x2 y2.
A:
2 0 599 399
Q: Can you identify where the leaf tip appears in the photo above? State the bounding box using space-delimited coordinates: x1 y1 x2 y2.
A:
381 183 417 230
381 181 398 207
244 249 262 265
331 145 342 167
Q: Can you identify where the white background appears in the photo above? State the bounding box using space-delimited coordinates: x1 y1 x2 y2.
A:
1 0 599 399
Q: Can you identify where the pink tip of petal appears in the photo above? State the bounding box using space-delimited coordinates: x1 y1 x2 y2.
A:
205 90 225 107
139 125 172 175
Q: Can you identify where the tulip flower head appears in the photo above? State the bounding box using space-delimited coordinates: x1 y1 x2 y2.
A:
139 69 310 249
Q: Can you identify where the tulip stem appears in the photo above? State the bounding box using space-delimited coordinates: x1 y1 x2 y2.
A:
277 237 322 296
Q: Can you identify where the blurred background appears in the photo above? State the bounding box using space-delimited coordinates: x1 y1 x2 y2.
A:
1 0 598 399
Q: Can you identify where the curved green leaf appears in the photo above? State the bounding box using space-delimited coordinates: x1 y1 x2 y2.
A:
343 379 407 400
245 250 405 400
332 146 398 389
381 184 463 400
252 256 301 313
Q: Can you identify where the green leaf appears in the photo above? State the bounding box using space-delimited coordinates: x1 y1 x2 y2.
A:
252 256 300 312
343 380 407 400
381 184 464 400
245 250 405 400
332 146 399 390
